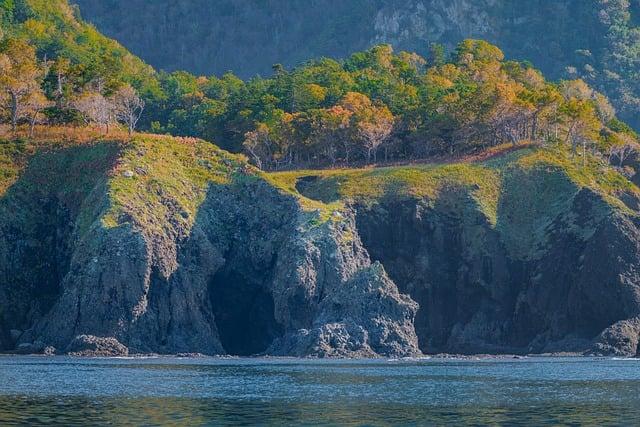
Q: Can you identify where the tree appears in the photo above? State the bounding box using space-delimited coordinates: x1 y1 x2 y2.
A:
429 43 446 67
455 39 505 65
609 132 638 167
293 83 327 111
357 107 394 162
23 91 52 136
242 123 271 169
111 85 144 135
306 105 352 165
50 57 70 106
0 38 45 130
341 93 395 162
560 98 601 155
73 91 114 133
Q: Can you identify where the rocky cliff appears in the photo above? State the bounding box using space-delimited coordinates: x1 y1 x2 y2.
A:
1 133 639 357
0 131 419 357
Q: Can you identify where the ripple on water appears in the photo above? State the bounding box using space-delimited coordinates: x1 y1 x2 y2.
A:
0 356 639 425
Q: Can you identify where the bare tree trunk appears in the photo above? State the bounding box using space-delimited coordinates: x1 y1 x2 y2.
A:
565 122 576 146
29 112 38 137
571 136 578 157
10 92 19 131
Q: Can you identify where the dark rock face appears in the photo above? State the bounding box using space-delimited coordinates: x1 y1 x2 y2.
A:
2 175 419 358
0 144 121 355
354 187 640 355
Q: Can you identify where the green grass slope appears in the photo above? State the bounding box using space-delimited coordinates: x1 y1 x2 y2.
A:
268 144 640 259
0 128 247 244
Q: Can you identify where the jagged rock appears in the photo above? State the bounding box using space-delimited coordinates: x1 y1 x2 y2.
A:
591 318 640 357
270 263 420 358
66 335 129 357
176 353 206 358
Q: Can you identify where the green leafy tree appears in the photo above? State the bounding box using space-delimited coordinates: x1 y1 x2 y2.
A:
0 38 46 130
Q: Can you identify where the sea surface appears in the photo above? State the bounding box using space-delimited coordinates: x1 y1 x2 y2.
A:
0 356 639 425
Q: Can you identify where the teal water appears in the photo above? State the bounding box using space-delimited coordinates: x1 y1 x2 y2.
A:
0 356 639 425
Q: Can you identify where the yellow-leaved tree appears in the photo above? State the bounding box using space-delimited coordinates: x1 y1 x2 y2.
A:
0 38 47 131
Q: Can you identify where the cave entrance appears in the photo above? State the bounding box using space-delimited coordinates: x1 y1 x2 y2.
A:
209 268 283 356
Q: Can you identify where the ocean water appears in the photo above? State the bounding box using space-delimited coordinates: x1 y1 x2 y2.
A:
0 356 639 426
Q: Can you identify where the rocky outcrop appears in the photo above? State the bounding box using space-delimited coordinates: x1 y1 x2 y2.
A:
2 138 640 358
66 335 129 357
352 183 640 355
591 318 640 357
0 139 419 357
269 263 420 358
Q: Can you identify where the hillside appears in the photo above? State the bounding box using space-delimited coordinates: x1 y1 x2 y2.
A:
1 129 639 357
72 0 640 128
2 0 636 171
0 0 157 93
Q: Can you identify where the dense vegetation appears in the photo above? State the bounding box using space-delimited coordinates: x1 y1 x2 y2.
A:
151 40 636 170
73 0 640 129
1 0 639 172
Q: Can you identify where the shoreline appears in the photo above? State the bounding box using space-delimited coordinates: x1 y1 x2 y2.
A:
0 351 610 360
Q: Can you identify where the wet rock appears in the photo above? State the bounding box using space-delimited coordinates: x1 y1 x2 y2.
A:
590 318 640 357
66 335 129 357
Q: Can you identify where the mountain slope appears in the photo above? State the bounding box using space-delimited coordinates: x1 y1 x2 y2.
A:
72 0 640 127
1 0 158 96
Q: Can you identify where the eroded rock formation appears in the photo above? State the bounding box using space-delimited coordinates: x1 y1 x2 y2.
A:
1 137 639 357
